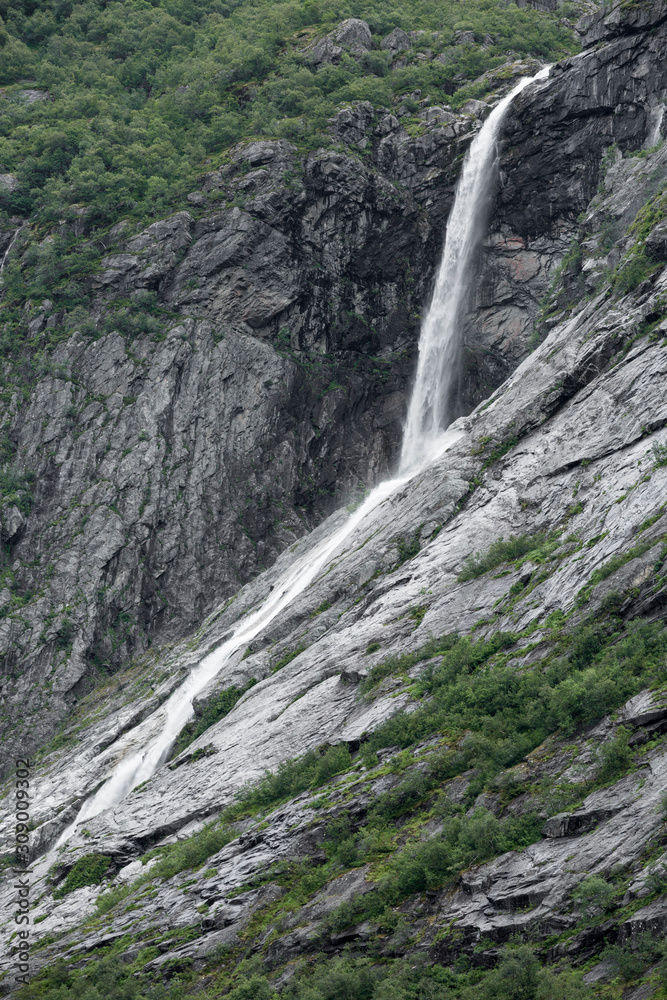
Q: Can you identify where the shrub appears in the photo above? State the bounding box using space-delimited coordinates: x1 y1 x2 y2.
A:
53 854 111 898
0 467 35 514
96 884 131 915
237 742 352 812
652 441 667 467
396 530 421 565
613 251 657 294
272 645 306 672
147 822 237 880
458 533 546 581
370 769 434 821
572 875 617 922
169 679 256 758
597 725 633 783
326 807 542 928
603 944 647 983
226 976 274 1000
477 945 542 1000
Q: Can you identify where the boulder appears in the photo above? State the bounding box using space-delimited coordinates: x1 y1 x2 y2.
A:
645 219 667 260
334 17 372 53
459 99 489 117
309 36 343 66
381 27 413 53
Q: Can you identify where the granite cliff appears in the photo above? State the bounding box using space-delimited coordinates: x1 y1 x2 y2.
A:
1 1 667 998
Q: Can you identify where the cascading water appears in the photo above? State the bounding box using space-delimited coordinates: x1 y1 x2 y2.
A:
56 475 410 846
646 103 665 149
55 66 550 849
400 66 550 471
0 225 24 279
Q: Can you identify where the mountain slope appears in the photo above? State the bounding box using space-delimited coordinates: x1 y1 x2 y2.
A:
2 1 667 999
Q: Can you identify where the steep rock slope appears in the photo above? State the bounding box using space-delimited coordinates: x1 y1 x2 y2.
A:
0 90 479 754
1 0 665 763
0 77 525 757
1 3 667 996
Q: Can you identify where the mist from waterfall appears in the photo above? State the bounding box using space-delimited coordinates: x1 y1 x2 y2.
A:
54 66 549 849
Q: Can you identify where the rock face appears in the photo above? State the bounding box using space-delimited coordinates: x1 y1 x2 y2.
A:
0 63 579 758
1 3 667 993
456 0 667 412
0 0 666 765
308 17 373 64
0 107 478 755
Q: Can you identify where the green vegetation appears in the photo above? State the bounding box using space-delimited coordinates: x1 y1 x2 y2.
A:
237 741 352 810
395 529 421 565
169 679 256 759
123 611 667 891
611 184 667 294
576 533 665 605
653 441 667 467
145 821 238 881
15 946 596 1000
16 604 667 1000
597 724 633 783
271 643 306 672
457 531 550 581
408 603 427 627
572 874 617 924
53 853 112 898
360 618 667 763
96 884 131 915
0 0 582 386
0 466 34 514
0 0 579 229
325 805 543 930
359 631 460 694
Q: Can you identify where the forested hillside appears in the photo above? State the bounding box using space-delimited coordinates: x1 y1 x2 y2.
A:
0 0 578 228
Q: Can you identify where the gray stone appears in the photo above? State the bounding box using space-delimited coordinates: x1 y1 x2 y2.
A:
334 18 372 53
308 36 343 66
645 219 667 260
459 99 489 117
381 27 412 53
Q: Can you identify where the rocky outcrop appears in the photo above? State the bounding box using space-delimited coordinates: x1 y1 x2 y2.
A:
0 70 558 757
307 18 373 65
456 0 667 411
0 111 478 755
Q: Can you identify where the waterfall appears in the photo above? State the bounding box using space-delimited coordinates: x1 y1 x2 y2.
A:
646 104 665 149
54 66 549 849
56 475 412 846
0 225 24 279
400 67 550 471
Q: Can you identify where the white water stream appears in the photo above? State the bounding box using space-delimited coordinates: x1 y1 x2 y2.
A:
0 225 24 279
646 103 665 150
56 66 549 848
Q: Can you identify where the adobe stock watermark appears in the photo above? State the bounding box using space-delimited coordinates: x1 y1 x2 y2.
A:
12 758 32 987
